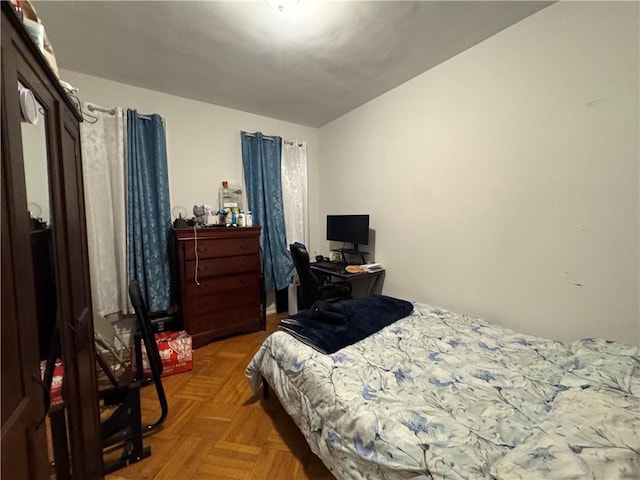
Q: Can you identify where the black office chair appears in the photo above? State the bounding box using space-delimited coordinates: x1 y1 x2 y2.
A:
127 280 168 433
289 242 352 310
99 280 169 473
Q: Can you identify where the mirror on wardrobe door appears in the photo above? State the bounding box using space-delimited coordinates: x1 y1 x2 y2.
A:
19 81 61 473
20 81 56 359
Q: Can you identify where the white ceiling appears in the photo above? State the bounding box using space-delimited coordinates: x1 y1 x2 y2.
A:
34 1 551 127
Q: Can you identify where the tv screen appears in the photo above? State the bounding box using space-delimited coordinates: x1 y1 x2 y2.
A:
326 214 369 249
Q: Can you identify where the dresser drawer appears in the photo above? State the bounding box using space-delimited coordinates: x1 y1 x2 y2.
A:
185 272 259 298
184 295 260 333
184 236 259 260
185 254 259 279
186 303 261 336
183 288 259 320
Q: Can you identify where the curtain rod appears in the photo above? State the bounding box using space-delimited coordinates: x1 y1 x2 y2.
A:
243 133 304 147
243 133 275 141
86 103 115 115
86 103 154 120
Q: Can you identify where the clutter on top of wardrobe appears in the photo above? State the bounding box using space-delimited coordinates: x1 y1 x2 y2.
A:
10 0 59 78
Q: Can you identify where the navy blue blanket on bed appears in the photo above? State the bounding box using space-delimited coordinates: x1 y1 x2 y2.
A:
279 295 414 354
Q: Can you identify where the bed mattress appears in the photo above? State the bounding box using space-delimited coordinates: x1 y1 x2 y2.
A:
246 303 639 479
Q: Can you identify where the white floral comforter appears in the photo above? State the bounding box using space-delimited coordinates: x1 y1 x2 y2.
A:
246 303 640 479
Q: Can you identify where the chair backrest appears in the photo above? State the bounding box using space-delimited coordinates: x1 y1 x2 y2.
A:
289 243 320 309
128 280 168 431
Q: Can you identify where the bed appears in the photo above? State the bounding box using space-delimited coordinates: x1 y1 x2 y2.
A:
246 298 640 479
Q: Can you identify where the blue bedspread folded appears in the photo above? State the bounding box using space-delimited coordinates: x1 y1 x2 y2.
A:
280 295 413 353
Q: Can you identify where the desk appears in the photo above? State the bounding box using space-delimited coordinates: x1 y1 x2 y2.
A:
310 263 385 297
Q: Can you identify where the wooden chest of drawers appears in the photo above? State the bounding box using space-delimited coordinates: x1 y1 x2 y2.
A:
175 227 264 348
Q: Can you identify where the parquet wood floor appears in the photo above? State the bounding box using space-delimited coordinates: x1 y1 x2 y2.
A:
105 313 334 480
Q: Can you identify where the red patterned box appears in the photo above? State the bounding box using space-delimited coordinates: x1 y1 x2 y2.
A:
40 359 64 406
140 330 193 378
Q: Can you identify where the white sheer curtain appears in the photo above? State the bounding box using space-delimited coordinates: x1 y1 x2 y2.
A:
281 140 308 313
281 140 308 244
80 103 130 317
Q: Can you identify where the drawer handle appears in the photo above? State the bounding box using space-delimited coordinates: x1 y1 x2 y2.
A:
240 244 247 249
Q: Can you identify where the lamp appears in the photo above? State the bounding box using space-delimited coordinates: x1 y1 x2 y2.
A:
172 206 189 228
265 0 300 13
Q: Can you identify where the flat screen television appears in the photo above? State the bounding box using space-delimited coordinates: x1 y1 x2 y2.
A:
326 214 369 251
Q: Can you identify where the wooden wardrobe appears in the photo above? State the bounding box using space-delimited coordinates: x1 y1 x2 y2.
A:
1 4 102 479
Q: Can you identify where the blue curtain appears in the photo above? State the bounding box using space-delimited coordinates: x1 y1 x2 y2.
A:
127 110 172 312
241 131 294 291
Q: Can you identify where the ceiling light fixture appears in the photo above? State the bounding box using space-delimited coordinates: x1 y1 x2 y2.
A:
265 0 301 13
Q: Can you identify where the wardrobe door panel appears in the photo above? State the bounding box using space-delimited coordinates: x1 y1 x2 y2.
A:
0 20 49 478
1 166 49 480
61 121 91 318
57 112 102 480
